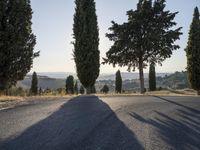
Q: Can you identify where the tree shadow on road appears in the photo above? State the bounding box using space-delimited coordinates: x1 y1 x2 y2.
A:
153 96 200 114
1 96 144 150
129 98 200 150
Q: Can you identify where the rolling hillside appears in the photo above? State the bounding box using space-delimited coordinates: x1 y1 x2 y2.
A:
17 72 187 91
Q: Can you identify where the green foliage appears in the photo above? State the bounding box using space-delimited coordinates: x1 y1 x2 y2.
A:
74 81 78 95
39 87 42 95
115 70 122 93
101 84 109 94
0 0 39 92
5 87 27 96
161 71 189 89
73 0 100 94
56 88 65 95
66 75 74 94
185 7 200 95
149 63 156 91
103 0 182 94
80 85 85 94
30 72 38 95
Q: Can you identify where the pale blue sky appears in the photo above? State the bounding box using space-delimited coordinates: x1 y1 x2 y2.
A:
30 0 200 74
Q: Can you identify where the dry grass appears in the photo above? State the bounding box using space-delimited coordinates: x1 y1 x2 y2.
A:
0 95 74 103
0 90 197 103
0 96 25 102
97 90 197 97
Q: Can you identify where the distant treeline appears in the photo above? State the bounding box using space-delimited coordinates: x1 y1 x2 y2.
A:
14 71 188 94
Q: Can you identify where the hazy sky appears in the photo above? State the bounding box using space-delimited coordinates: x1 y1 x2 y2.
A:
30 0 200 74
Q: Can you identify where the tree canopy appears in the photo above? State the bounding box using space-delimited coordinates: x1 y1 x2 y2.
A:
0 0 39 92
103 0 182 93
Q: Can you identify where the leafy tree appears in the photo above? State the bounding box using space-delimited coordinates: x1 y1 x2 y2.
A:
149 63 156 91
115 70 122 93
101 84 109 94
30 72 38 95
80 85 85 94
73 0 100 94
0 0 39 92
103 0 182 93
185 7 200 95
74 81 78 95
66 75 74 94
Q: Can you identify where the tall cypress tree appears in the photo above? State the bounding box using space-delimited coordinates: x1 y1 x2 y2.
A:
115 70 122 93
185 7 200 95
74 80 78 95
149 63 156 91
30 72 38 95
0 0 39 92
65 75 74 94
73 0 100 94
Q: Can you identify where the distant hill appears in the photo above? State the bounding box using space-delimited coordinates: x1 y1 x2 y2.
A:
98 72 170 80
28 72 170 80
27 72 76 79
18 72 171 90
18 75 66 90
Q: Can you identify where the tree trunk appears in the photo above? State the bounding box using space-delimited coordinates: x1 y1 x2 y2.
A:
197 90 200 96
139 61 145 94
86 86 92 94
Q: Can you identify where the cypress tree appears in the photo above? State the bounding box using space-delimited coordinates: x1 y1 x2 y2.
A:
0 0 39 92
73 0 100 94
74 81 78 95
39 87 42 95
115 70 122 93
65 75 74 94
101 85 109 94
185 7 200 95
149 63 156 91
30 72 38 95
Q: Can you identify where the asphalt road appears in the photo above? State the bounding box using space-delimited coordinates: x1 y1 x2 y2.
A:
0 96 199 150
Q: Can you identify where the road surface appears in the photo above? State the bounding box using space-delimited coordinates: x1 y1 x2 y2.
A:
0 96 199 150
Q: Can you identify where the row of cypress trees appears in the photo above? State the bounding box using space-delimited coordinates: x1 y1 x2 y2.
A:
116 69 156 93
65 75 85 95
0 0 199 95
30 73 85 95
